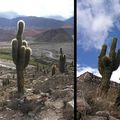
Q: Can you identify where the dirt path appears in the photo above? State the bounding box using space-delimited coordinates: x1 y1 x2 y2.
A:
43 50 73 63
0 59 34 69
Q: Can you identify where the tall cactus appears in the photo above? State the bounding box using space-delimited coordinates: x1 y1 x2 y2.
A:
59 48 66 73
98 37 120 96
11 20 32 94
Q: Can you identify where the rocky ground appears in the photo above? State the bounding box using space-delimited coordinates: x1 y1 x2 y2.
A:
77 72 120 120
0 63 74 120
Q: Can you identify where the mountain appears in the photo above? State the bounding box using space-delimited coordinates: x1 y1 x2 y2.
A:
12 16 64 29
64 17 74 26
0 29 15 41
44 15 66 21
77 72 120 119
0 11 19 19
34 28 73 43
0 16 74 42
0 16 73 29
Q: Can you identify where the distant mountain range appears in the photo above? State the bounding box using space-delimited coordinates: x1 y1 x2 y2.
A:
44 15 66 21
0 11 72 21
0 16 73 29
0 11 74 42
0 11 73 29
0 14 74 42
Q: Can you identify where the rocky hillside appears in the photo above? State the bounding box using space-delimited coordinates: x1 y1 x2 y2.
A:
34 28 73 43
0 62 74 120
0 29 15 41
77 72 120 120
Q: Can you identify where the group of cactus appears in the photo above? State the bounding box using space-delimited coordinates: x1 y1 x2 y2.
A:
98 37 120 97
34 47 66 77
52 47 66 76
10 20 67 95
36 63 48 73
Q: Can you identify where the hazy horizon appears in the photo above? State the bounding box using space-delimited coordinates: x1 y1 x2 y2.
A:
0 0 73 19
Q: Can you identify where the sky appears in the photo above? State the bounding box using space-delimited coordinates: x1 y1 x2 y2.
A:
77 0 120 83
0 0 73 19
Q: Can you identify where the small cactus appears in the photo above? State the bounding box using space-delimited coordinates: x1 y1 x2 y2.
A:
52 65 56 76
98 37 120 96
11 20 32 94
59 48 66 73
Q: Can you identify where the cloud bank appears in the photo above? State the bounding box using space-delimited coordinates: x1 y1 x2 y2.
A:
0 0 73 19
77 64 120 83
77 0 120 50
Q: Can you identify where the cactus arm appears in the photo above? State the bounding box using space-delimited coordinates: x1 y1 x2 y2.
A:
22 40 28 47
113 49 120 71
12 39 18 65
99 44 107 58
24 47 31 68
109 37 117 59
98 45 107 75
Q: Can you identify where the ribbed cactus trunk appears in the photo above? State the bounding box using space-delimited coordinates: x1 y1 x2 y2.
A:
16 25 24 93
17 69 24 93
98 37 120 97
12 20 32 94
99 70 112 96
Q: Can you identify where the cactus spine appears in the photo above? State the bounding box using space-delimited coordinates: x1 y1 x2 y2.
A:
11 20 32 94
98 37 120 96
59 48 66 73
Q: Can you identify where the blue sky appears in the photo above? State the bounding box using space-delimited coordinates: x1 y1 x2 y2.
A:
77 0 120 83
0 0 73 19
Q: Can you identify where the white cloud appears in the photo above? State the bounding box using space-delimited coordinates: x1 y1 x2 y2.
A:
92 15 112 32
77 64 120 83
0 0 73 18
77 0 120 50
77 64 101 77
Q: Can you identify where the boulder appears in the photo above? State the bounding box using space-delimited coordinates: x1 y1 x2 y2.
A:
86 116 108 120
63 100 74 120
96 111 109 118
